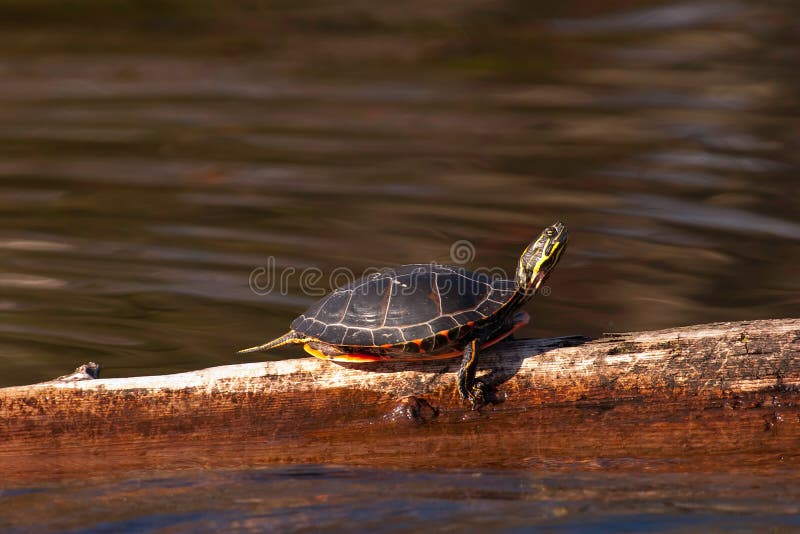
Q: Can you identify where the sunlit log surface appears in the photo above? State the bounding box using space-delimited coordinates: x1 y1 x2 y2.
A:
1 318 798 482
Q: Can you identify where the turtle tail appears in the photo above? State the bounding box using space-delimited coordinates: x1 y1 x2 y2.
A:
237 331 302 354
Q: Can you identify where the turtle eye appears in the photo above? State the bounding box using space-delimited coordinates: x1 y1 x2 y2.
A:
545 227 556 238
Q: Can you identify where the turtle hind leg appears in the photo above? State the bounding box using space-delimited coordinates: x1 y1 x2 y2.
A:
237 331 303 354
457 338 490 408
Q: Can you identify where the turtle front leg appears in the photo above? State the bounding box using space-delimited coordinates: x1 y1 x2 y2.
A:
457 338 489 407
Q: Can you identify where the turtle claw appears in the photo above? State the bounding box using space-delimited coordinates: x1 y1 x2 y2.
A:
466 380 491 410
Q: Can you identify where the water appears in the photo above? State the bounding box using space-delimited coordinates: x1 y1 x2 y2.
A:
2 466 800 532
0 0 799 529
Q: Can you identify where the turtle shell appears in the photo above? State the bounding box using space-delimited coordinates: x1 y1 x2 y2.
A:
291 264 518 353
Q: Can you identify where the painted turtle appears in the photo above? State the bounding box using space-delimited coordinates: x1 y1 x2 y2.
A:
239 221 568 405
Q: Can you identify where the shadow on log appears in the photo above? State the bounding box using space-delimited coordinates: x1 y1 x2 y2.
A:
1 318 798 482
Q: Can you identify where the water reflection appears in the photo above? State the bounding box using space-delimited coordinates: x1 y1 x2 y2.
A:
2 466 799 532
0 0 798 386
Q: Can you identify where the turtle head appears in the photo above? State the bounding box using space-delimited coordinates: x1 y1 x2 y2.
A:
516 221 568 295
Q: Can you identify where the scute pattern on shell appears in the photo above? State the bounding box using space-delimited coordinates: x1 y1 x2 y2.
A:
290 264 517 348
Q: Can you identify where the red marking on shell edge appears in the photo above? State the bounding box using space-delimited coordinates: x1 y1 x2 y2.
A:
303 311 530 364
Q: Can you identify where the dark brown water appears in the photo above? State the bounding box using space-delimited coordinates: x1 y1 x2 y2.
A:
1 0 799 530
1 0 799 387
3 466 800 532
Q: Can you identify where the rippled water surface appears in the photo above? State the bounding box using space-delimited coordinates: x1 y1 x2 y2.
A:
1 0 799 529
1 465 799 532
1 0 799 386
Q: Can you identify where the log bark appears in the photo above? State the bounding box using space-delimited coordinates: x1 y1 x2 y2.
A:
1 318 799 481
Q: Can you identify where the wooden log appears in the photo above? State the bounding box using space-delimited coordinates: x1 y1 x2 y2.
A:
1 318 798 482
